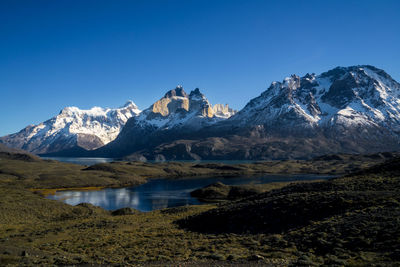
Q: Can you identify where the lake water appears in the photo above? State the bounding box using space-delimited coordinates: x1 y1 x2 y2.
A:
41 156 256 166
41 157 117 166
47 174 331 212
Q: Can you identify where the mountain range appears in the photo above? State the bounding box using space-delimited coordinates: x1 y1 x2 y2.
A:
1 65 400 160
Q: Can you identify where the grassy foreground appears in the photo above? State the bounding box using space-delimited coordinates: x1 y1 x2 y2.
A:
179 158 400 265
0 151 399 265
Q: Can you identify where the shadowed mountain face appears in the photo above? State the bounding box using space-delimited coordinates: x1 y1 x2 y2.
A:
106 65 400 160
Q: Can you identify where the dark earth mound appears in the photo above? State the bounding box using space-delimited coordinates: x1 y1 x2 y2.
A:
190 182 263 201
177 158 400 264
0 143 41 162
111 207 138 216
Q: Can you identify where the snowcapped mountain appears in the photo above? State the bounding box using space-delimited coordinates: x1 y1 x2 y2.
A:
93 86 237 157
0 101 141 154
230 65 400 135
129 65 400 160
223 65 400 154
3 65 399 160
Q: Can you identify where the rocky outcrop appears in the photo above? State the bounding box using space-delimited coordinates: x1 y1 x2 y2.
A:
191 182 263 201
212 104 237 118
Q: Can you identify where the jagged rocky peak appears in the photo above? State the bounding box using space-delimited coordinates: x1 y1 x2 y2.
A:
152 86 190 116
94 86 241 158
212 104 237 118
59 106 80 115
188 88 214 118
187 88 237 118
267 65 398 97
319 65 399 87
122 100 139 109
134 85 237 130
283 74 301 90
149 86 214 118
189 88 204 98
318 65 400 109
163 85 188 98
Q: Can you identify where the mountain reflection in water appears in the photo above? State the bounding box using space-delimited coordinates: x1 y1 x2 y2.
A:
47 175 330 212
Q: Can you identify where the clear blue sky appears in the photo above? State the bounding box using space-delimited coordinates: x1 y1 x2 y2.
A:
1 0 399 136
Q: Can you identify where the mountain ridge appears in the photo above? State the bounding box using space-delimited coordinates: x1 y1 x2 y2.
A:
119 65 400 160
0 102 141 154
2 65 400 160
90 86 237 158
0 87 236 156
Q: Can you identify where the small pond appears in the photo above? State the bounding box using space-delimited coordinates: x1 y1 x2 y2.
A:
47 174 331 212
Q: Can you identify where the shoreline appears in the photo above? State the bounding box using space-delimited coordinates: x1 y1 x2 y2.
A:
0 152 393 198
30 171 334 197
30 186 107 196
